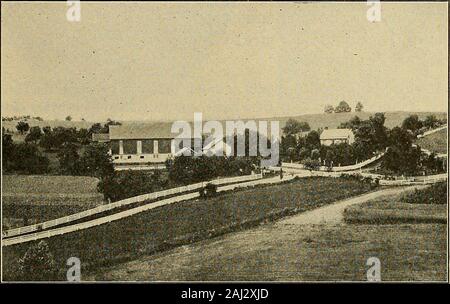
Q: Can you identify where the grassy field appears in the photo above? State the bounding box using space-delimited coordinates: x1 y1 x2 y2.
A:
3 177 374 281
344 200 447 225
84 186 447 281
86 222 446 281
344 183 447 225
416 128 447 154
2 175 104 226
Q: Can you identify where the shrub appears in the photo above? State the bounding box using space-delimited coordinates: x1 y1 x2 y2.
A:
17 241 59 281
10 143 50 174
302 157 320 170
200 183 218 198
97 170 166 202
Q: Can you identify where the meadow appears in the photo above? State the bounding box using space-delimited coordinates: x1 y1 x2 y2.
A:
3 176 374 281
415 128 447 154
2 175 104 226
344 183 447 225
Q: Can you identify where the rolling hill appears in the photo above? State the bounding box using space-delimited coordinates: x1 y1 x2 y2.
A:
416 128 448 155
2 111 447 139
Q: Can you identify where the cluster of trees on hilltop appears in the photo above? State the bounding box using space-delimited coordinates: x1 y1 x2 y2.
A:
324 101 364 114
2 115 44 122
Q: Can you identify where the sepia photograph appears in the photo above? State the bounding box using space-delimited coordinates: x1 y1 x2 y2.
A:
1 0 448 288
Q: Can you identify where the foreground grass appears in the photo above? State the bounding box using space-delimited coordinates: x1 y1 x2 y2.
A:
2 175 104 225
3 177 373 281
87 223 446 281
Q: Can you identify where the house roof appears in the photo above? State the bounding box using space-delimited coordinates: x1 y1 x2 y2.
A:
320 128 354 140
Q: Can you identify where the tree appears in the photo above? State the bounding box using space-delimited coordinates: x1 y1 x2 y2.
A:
57 142 81 175
77 128 90 145
25 126 42 144
305 130 321 151
79 143 114 178
302 157 320 170
18 240 59 281
42 126 52 135
280 134 298 162
40 127 78 151
65 115 72 121
355 102 363 112
324 104 334 114
338 116 362 130
88 123 104 134
334 101 352 113
423 115 439 130
16 121 30 134
11 143 50 174
402 115 423 136
282 119 310 135
382 127 421 175
97 170 164 202
369 113 388 151
2 133 15 171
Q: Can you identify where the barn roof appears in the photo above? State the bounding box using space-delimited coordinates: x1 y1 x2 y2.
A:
320 128 354 140
109 120 280 140
109 122 187 140
92 133 110 142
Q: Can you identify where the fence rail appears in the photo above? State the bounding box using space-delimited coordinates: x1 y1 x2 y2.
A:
3 173 262 239
3 174 289 247
281 153 385 172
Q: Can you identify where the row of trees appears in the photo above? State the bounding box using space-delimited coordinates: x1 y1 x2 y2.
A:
2 133 50 174
401 114 446 137
324 101 363 114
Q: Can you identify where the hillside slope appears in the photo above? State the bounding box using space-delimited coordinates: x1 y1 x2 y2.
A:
416 128 447 155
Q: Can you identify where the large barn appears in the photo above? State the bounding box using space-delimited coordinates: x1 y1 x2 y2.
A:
92 122 235 170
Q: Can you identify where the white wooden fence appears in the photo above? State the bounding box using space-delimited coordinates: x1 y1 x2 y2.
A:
3 174 295 247
281 153 385 173
3 174 262 239
417 125 447 138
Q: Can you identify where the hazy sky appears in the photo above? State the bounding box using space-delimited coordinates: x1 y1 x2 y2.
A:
1 2 448 122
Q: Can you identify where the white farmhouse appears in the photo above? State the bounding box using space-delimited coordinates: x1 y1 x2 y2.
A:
320 128 355 146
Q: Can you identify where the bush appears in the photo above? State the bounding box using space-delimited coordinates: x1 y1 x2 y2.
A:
17 241 59 281
10 143 50 174
97 170 166 202
402 182 447 205
302 157 320 170
166 155 258 185
199 183 218 199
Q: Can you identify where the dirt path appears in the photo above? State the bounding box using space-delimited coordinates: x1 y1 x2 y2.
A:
278 186 422 226
86 186 426 281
